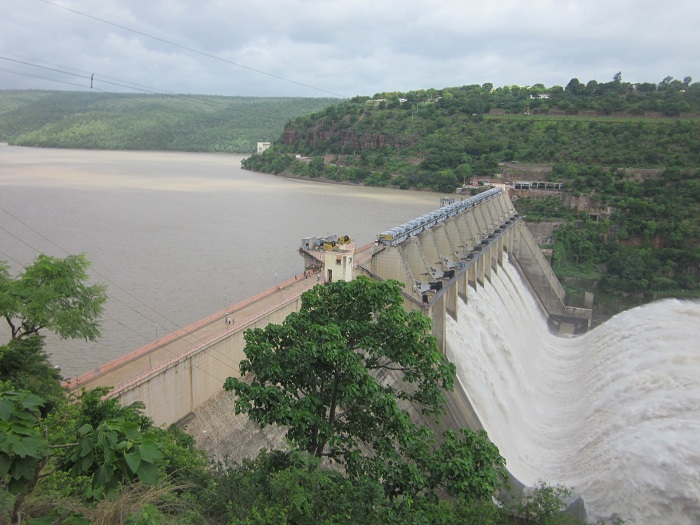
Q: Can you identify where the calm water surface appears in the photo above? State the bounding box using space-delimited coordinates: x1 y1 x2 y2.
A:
0 146 442 377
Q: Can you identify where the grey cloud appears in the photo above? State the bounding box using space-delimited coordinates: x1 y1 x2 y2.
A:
1 0 698 97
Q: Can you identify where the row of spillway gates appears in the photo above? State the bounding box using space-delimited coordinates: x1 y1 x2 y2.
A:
300 187 592 352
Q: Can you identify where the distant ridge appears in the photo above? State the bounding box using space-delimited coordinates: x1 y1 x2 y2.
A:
0 90 336 153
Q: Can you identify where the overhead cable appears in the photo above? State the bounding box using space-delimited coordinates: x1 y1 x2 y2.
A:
37 0 347 98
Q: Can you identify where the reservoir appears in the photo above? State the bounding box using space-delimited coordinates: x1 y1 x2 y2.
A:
0 146 441 377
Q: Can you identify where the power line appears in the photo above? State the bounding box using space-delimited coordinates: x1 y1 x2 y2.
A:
0 55 190 99
0 204 212 351
0 66 103 91
0 204 246 388
0 218 166 345
0 51 169 94
36 0 347 99
0 248 24 268
0 55 329 124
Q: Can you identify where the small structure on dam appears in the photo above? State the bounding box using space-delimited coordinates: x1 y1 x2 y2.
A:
300 234 355 283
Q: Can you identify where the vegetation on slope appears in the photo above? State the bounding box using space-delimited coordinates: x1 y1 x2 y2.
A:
244 76 700 190
0 90 336 153
531 165 699 312
242 76 700 312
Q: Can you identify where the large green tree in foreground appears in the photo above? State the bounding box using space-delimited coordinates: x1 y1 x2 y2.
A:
225 277 507 501
0 254 106 342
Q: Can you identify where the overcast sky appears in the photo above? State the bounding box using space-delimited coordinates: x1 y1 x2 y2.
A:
2 0 699 99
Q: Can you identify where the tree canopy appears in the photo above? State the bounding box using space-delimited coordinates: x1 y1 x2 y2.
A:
0 254 107 342
225 276 507 501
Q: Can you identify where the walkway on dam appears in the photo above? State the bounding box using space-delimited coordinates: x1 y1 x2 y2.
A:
66 242 376 394
66 270 323 393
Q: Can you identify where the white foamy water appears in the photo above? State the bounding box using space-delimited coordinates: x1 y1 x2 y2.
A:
446 258 700 524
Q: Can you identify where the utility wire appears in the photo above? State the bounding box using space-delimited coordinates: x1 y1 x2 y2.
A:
0 52 174 95
0 66 105 91
0 205 247 388
0 217 171 345
0 66 116 94
0 248 25 268
0 204 221 353
0 55 329 123
36 0 347 99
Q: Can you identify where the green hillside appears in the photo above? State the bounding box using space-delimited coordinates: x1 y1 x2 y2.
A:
245 78 700 189
0 90 336 153
1 81 698 312
242 77 700 313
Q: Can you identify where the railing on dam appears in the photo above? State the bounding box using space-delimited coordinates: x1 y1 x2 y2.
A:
63 241 381 427
377 187 503 247
64 267 325 394
107 291 303 400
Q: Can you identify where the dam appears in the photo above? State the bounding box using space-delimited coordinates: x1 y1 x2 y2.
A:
64 187 700 525
67 187 589 423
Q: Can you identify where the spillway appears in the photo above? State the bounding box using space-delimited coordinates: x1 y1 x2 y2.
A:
446 258 700 524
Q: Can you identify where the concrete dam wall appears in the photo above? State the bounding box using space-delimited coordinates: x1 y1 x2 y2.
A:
71 188 587 436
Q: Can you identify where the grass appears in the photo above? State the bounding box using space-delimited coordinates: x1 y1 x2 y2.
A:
552 259 602 280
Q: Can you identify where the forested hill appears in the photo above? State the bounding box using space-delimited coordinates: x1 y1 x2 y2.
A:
243 77 700 312
0 90 336 153
245 77 700 192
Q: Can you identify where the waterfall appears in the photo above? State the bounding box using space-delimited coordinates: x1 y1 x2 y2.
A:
446 258 700 524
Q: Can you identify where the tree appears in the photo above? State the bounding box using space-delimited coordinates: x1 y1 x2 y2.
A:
0 388 50 523
0 387 166 524
565 78 583 95
225 277 507 500
207 450 384 525
509 481 598 525
0 337 63 411
225 277 453 460
0 254 106 342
